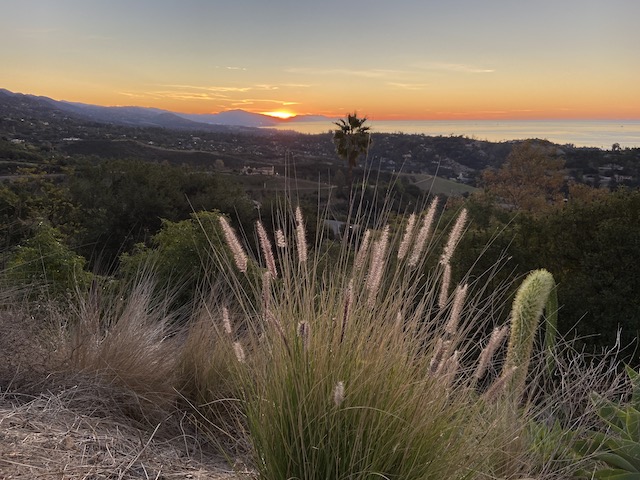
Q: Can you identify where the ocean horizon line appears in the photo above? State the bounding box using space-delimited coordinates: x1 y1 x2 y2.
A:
268 118 640 149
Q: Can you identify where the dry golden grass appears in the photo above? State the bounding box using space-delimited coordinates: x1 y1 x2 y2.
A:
0 387 248 479
0 297 251 479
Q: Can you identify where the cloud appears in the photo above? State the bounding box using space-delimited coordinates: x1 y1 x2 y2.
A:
161 84 252 93
387 82 429 90
285 67 403 78
230 98 301 106
160 83 282 93
254 84 279 91
124 84 301 109
413 62 495 73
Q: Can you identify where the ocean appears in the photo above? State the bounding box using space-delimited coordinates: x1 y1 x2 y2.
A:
269 119 640 149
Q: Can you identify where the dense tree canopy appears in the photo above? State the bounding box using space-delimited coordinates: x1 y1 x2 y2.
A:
481 141 565 213
456 189 640 362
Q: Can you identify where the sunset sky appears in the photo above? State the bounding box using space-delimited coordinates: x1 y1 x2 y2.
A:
1 0 639 120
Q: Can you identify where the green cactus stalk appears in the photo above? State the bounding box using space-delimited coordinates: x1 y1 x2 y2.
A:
502 269 556 398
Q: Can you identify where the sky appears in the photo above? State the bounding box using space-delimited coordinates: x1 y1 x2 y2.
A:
1 0 639 120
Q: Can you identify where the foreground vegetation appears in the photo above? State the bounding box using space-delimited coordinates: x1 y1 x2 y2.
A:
2 117 640 477
2 190 639 479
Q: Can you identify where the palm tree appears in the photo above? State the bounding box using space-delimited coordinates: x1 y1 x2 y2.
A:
332 113 371 184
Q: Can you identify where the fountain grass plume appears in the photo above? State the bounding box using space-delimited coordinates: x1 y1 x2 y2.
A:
397 213 416 260
295 206 308 264
408 196 439 267
256 220 277 278
219 216 248 273
438 262 452 308
440 207 468 266
365 225 390 305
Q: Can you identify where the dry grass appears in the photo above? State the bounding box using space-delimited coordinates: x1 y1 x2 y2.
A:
0 387 247 479
0 293 250 479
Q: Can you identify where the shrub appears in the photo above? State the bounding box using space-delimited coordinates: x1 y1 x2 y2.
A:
6 222 92 296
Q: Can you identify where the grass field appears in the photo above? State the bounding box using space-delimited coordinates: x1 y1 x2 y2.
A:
401 172 478 196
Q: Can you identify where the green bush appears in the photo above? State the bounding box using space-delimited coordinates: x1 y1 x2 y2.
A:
6 222 92 296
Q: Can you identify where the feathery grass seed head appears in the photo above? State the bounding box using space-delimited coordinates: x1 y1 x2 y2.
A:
438 263 452 309
473 325 509 381
257 220 277 278
444 283 468 335
440 208 468 266
222 306 232 335
219 216 248 273
333 381 345 407
366 225 390 305
397 213 416 260
354 229 372 271
408 196 439 267
295 206 308 264
275 228 287 248
233 341 246 363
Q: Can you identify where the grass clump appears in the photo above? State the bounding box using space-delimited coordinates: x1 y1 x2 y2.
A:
208 199 546 479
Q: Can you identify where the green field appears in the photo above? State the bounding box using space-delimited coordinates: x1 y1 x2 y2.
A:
401 173 478 196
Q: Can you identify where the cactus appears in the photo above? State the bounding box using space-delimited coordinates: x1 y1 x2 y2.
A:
502 269 556 398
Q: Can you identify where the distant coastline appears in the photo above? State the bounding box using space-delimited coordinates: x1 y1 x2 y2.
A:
268 119 640 149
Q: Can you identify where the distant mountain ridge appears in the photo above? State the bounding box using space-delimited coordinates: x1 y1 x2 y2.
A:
0 88 334 130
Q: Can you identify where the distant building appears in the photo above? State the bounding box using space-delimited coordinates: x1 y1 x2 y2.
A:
242 165 275 176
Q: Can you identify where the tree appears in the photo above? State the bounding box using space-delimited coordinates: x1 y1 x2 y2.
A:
481 140 565 213
332 113 371 182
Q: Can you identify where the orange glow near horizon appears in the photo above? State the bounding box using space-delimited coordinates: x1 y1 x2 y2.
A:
5 82 638 122
261 111 296 119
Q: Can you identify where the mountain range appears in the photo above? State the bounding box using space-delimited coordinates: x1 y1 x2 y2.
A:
0 88 333 131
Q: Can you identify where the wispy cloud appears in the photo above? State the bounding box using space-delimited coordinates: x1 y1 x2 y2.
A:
230 98 301 106
286 67 404 78
161 84 251 93
120 84 301 110
121 89 229 101
413 62 495 73
254 84 279 90
160 83 281 93
387 82 429 90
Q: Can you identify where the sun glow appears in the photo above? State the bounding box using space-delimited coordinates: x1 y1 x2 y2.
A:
262 111 296 119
